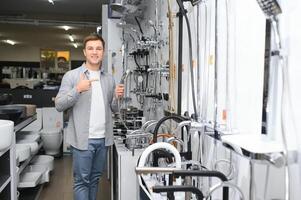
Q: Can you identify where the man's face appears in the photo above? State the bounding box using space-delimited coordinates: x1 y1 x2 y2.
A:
83 40 104 66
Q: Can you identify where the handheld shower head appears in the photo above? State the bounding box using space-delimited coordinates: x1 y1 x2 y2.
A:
256 0 282 50
256 0 282 17
120 69 132 84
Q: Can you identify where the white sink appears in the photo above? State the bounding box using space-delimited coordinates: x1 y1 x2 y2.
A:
221 134 284 154
0 120 14 152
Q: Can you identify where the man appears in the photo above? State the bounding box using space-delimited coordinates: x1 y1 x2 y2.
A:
55 33 124 200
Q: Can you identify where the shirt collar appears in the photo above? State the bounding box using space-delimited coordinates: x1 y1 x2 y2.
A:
79 62 105 75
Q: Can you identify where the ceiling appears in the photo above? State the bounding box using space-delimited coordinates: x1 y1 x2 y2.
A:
0 0 108 49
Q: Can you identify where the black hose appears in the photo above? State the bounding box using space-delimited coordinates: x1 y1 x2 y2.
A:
153 115 188 143
133 55 141 70
175 0 198 120
177 10 183 116
135 16 144 35
177 0 198 120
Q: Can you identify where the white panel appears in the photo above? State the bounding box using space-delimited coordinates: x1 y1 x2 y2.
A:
102 4 123 82
42 107 63 130
231 0 266 134
280 1 301 199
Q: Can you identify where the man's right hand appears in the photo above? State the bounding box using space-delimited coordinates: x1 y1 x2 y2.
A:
76 73 98 93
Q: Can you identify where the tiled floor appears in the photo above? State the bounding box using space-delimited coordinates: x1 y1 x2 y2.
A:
39 155 111 200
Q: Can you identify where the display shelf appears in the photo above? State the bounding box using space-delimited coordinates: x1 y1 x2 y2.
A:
0 147 10 157
0 113 37 200
18 142 43 176
18 184 44 200
14 115 37 133
0 148 10 195
0 176 11 193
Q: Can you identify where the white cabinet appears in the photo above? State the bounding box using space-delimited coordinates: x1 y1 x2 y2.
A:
111 140 144 200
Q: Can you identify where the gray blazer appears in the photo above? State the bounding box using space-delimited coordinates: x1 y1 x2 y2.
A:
55 64 118 150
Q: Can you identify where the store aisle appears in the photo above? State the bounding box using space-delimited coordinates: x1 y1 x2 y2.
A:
39 155 111 200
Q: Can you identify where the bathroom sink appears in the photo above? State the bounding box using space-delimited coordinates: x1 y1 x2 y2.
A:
0 120 14 152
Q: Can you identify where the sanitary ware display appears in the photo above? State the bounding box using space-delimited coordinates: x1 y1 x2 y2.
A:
16 144 31 162
30 155 54 171
0 119 14 152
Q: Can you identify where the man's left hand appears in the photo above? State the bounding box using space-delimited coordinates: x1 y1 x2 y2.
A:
115 84 124 98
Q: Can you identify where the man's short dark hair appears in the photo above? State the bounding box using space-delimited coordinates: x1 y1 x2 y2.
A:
83 33 105 49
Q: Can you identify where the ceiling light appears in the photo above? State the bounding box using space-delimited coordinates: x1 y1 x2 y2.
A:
62 26 70 31
5 40 15 45
68 34 74 42
48 0 54 5
73 43 78 48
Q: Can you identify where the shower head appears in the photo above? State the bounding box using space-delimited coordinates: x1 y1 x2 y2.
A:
256 0 282 17
257 0 282 50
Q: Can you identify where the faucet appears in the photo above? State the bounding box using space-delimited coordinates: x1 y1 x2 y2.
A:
136 142 182 199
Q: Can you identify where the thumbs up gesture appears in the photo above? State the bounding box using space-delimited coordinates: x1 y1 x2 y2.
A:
76 73 98 93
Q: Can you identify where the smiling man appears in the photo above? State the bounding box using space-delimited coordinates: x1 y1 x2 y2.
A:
55 33 124 200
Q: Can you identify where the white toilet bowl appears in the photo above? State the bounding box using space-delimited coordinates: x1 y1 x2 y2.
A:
41 129 62 156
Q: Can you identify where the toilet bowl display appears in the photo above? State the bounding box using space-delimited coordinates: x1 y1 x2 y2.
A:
17 140 39 155
0 119 14 152
41 129 63 156
16 144 31 162
24 164 50 184
30 155 54 171
18 171 43 188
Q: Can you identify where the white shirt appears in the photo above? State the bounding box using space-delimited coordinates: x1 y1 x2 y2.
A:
88 70 106 138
